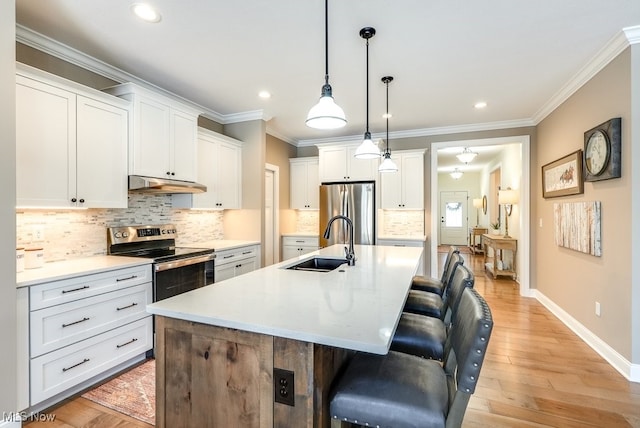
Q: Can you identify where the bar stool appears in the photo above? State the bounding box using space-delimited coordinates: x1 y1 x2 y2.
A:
329 288 493 428
403 252 464 319
392 264 474 360
410 245 459 296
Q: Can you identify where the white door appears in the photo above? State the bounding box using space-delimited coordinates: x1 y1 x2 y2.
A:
439 191 468 245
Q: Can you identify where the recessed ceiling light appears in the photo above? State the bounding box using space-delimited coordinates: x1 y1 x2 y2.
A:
258 91 271 99
382 112 392 119
131 3 162 23
474 101 487 109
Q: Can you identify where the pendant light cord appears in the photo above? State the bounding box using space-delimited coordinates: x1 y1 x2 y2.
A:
324 0 329 86
385 78 389 152
365 37 370 135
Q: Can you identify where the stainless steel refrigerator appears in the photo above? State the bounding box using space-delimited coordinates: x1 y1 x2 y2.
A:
319 182 375 248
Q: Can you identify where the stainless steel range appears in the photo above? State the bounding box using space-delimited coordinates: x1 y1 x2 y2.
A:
107 224 214 301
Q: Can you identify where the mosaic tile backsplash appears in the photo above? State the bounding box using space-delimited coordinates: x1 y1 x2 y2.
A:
16 193 224 262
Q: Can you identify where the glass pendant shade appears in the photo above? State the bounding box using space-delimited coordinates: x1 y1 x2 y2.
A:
450 168 463 179
355 132 380 159
378 151 398 173
456 147 477 163
306 85 347 129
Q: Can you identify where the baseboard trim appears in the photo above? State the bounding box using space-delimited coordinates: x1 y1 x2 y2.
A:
534 290 640 383
0 419 22 428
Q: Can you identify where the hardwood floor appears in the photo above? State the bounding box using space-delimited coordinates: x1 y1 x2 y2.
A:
25 249 640 427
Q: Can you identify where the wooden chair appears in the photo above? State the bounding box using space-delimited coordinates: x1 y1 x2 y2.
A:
329 287 493 428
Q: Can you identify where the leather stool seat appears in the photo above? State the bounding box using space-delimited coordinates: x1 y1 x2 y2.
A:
403 289 444 318
330 351 448 428
411 275 446 295
391 312 446 360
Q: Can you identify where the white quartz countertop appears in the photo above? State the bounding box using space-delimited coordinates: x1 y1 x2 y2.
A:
191 240 260 251
281 232 319 237
16 256 153 287
377 235 427 242
147 244 423 354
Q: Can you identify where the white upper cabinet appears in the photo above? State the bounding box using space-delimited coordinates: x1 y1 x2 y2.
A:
173 128 242 209
380 150 425 209
16 65 129 208
104 83 200 182
290 157 319 209
318 144 378 183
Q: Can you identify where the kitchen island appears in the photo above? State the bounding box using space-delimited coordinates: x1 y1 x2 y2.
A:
146 244 423 428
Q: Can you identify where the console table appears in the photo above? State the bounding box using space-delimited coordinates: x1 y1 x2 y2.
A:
469 227 488 254
482 234 517 279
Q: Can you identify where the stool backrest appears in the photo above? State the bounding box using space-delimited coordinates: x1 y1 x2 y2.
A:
444 287 493 426
441 252 463 297
440 246 460 283
441 253 466 319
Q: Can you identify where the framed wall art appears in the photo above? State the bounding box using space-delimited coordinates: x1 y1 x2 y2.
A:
554 201 601 256
542 150 584 198
583 117 621 182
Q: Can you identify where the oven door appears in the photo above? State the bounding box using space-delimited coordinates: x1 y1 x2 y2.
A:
153 253 215 301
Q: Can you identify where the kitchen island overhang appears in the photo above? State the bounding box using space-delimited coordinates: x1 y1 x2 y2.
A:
147 244 423 427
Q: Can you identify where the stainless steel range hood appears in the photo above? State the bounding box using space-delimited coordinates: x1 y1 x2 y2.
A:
128 175 206 194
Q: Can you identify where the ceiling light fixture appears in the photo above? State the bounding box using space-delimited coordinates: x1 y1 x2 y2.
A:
258 91 271 99
306 0 346 130
474 101 487 109
450 168 463 180
456 147 477 163
378 76 398 173
131 3 162 23
354 27 380 160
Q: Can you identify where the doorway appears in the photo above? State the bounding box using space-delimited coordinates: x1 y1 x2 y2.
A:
264 164 279 266
430 135 531 296
439 191 468 246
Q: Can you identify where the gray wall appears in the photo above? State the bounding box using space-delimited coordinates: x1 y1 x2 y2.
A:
2 0 17 417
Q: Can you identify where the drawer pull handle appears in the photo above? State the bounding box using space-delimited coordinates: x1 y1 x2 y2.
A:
62 317 90 328
223 255 235 259
116 338 139 349
295 240 305 243
242 251 252 255
116 302 138 311
116 275 138 282
61 285 89 294
62 358 90 372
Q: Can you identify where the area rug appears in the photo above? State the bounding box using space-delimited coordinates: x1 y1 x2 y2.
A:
82 359 155 425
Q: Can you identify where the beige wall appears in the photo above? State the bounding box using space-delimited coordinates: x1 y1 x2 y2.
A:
630 44 640 365
2 0 17 416
223 120 266 246
536 49 634 360
266 134 297 236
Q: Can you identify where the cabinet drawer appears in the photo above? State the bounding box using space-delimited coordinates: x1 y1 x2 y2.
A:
377 239 424 247
31 283 151 357
31 317 152 405
30 265 152 310
282 236 319 247
216 245 258 266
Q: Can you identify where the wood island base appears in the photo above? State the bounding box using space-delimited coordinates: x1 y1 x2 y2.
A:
155 316 352 428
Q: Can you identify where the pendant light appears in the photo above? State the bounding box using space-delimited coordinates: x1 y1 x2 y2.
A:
456 147 477 163
306 0 346 130
450 168 463 180
354 27 381 159
378 76 398 173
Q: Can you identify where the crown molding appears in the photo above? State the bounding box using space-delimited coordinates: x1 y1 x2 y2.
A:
532 26 638 124
266 127 296 145
224 110 271 124
295 118 535 147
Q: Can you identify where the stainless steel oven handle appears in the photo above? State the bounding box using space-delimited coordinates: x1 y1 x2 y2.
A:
155 253 215 272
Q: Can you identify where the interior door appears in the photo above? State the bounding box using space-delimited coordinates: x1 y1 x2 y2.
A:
439 191 468 245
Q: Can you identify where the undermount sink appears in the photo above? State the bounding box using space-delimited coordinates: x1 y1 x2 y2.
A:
285 257 348 273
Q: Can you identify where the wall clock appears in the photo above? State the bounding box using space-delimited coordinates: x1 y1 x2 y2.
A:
583 117 621 182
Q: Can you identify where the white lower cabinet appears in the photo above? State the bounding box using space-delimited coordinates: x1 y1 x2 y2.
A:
282 236 319 260
214 245 260 283
24 264 153 409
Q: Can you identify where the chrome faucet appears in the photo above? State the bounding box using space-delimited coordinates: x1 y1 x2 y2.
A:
323 215 356 266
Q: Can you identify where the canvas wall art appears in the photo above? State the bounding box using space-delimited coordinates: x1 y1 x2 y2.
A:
553 201 601 256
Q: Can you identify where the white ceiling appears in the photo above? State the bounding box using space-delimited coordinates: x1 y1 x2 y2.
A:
15 0 640 155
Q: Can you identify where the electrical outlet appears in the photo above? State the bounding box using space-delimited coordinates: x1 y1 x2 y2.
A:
595 302 601 317
32 225 45 242
273 368 295 406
